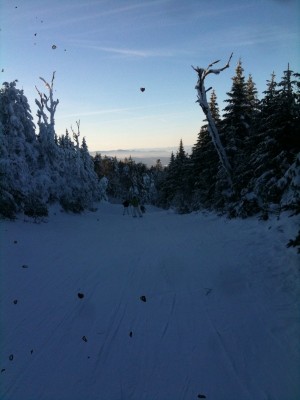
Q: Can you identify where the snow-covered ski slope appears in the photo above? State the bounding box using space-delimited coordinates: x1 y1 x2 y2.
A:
1 202 299 400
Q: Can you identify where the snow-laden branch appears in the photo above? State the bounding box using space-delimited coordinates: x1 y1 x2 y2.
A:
192 53 233 81
35 86 48 126
192 53 233 187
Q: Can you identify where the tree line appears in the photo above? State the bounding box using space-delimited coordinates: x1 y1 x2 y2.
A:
93 60 299 219
155 61 299 217
0 61 299 220
0 76 104 218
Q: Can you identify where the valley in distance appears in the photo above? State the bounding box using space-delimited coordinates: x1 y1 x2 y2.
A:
90 146 192 167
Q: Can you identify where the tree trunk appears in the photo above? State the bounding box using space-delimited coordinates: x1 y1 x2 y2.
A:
192 54 233 187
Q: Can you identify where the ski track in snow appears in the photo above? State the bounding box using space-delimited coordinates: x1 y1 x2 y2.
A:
0 202 299 400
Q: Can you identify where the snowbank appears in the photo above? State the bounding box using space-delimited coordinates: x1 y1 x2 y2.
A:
0 203 299 400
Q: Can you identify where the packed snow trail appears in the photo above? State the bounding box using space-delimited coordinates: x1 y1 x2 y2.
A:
0 202 299 400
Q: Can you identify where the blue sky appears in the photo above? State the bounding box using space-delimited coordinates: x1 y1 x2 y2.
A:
1 0 299 151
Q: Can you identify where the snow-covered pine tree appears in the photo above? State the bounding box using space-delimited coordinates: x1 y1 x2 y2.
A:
0 76 107 217
79 136 101 203
34 76 101 212
278 152 300 213
57 129 80 211
0 80 43 218
59 127 101 212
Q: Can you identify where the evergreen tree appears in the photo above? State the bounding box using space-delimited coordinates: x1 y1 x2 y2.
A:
250 66 300 208
0 78 104 217
222 59 250 159
249 72 279 207
60 134 101 212
175 139 192 212
148 159 165 204
169 151 175 166
157 152 176 208
278 153 300 212
210 90 221 122
93 154 121 198
79 137 101 206
246 74 260 123
220 60 260 215
0 80 40 217
276 64 300 157
157 140 190 212
190 90 220 209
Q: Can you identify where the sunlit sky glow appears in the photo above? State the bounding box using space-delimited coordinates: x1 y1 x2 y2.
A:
1 0 299 151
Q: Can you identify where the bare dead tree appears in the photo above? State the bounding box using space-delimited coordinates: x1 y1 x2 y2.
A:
35 72 59 139
192 53 233 187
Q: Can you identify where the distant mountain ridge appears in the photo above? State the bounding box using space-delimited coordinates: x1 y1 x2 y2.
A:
90 145 192 167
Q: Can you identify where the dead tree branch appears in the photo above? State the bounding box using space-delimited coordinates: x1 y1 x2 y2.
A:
71 120 81 149
38 71 59 127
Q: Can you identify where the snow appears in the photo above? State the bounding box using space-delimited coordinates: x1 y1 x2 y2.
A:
1 203 299 400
